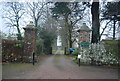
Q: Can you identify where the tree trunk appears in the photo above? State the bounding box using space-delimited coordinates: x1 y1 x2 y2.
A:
35 18 38 27
113 19 116 40
65 15 69 49
68 25 72 48
91 2 100 43
100 20 112 40
16 20 22 40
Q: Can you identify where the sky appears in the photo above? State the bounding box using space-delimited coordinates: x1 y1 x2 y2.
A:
0 0 119 2
0 2 108 40
0 2 32 35
0 1 119 40
0 3 4 33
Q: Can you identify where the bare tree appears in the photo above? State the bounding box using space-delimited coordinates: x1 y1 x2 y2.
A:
26 2 47 27
2 2 25 40
99 20 112 40
101 2 120 40
26 2 58 54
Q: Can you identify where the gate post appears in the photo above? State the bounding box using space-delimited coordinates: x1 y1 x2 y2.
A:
64 47 66 55
33 52 35 65
77 23 92 65
23 21 37 62
50 47 52 54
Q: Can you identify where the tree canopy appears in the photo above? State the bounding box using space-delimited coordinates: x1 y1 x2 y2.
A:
102 2 120 21
101 2 120 40
51 2 85 48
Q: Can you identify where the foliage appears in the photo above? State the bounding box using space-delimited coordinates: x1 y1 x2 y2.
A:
2 39 24 62
66 50 70 55
36 39 44 55
0 31 7 39
36 27 57 54
101 2 120 40
103 40 119 60
51 2 71 18
77 43 119 66
15 43 23 48
41 28 56 51
71 49 78 56
103 40 119 44
51 2 85 48
51 2 85 18
102 2 120 20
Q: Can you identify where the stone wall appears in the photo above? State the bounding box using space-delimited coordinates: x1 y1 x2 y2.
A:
2 22 37 63
2 39 24 62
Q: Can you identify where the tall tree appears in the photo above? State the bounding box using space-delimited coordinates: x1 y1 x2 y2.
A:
91 2 100 43
26 2 47 27
51 2 85 48
101 2 120 40
38 15 57 54
32 2 58 54
3 2 25 40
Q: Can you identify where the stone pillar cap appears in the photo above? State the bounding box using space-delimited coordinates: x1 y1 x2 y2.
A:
77 23 92 32
26 21 35 28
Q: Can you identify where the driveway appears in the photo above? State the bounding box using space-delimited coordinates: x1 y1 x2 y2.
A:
2 50 118 79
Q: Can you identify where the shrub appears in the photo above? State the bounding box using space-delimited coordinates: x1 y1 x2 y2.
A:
71 49 78 56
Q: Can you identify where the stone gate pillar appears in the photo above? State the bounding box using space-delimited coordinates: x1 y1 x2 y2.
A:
23 21 37 62
77 23 92 55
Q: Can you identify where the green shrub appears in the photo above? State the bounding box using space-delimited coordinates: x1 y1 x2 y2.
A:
66 50 70 55
15 44 23 48
71 49 78 56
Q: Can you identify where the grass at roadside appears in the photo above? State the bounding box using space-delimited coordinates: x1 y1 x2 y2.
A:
52 50 56 54
61 50 64 54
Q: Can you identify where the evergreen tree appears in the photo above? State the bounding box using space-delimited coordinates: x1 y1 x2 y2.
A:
102 2 120 40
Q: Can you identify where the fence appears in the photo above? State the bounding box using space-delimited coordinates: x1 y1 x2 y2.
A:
80 42 119 66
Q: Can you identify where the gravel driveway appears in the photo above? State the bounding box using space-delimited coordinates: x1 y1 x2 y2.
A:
2 50 118 79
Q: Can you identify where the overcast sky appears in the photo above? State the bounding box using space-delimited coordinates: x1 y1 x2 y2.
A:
0 2 32 36
0 3 5 33
0 1 119 40
0 1 106 39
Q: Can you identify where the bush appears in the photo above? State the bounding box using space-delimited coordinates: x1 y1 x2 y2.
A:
66 50 70 55
71 49 78 56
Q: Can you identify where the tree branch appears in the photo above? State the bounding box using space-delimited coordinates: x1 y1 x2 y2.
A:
100 20 112 39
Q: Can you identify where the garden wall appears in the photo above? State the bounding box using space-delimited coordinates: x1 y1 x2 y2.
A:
2 39 24 62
